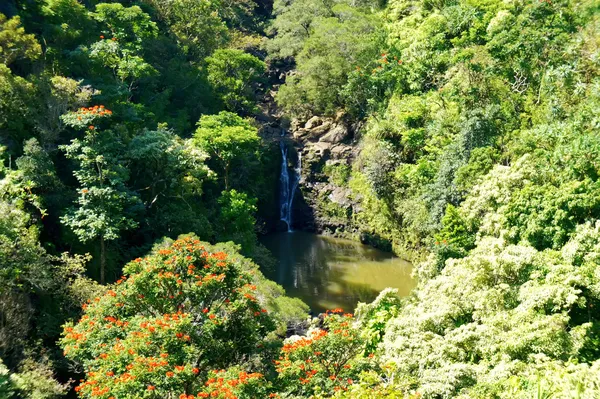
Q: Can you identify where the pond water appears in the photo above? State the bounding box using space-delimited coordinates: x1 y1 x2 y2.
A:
260 231 415 313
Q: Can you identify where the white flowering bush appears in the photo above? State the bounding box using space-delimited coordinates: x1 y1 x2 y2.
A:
379 228 600 398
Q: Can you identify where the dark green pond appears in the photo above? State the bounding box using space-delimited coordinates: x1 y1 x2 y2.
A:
260 231 415 313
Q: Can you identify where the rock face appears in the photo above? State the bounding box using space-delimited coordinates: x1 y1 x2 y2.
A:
255 59 361 235
288 114 362 235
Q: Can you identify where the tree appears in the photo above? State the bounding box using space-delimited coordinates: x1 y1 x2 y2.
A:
0 151 99 390
60 235 276 399
194 111 259 190
274 310 375 397
60 105 141 283
142 0 228 59
275 4 382 117
206 49 266 114
87 4 158 96
217 189 257 254
0 14 40 148
0 14 41 66
127 126 214 240
266 0 334 59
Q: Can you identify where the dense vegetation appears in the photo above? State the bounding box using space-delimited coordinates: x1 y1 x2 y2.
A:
1 0 600 397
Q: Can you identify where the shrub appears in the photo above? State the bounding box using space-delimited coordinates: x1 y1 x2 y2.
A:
61 235 276 398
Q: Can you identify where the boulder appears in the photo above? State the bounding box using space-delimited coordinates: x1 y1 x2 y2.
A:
305 116 323 129
293 128 310 140
319 124 349 143
330 144 352 157
328 187 352 208
310 141 333 157
306 121 333 140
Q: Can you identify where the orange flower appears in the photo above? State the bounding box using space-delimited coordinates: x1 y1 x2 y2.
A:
89 125 95 130
100 35 105 39
175 365 185 372
166 371 174 377
192 368 199 374
209 314 216 320
147 385 155 391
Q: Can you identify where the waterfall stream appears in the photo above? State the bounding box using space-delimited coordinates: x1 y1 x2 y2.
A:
279 134 301 232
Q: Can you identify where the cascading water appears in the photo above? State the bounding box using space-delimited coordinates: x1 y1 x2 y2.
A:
279 133 301 232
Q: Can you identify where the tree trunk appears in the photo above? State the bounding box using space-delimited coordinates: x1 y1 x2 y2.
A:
100 236 106 284
224 163 230 190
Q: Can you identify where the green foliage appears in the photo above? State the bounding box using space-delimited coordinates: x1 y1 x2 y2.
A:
2 0 600 397
355 289 402 354
59 110 139 242
0 64 36 146
217 189 258 254
206 49 266 114
60 106 141 283
274 3 384 117
61 235 277 398
92 4 158 44
87 4 158 91
323 163 351 187
8 357 69 399
194 111 260 189
266 0 333 59
504 180 600 250
383 230 600 397
0 356 71 399
275 310 376 397
143 0 227 59
127 126 213 240
454 146 500 193
0 14 41 66
433 204 475 260
0 359 14 399
0 156 99 386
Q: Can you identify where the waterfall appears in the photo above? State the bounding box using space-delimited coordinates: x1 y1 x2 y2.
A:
279 134 301 232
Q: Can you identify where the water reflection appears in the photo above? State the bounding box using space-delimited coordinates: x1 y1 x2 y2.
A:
260 231 415 313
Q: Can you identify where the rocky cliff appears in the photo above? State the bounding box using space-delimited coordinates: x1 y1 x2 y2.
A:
288 114 362 235
256 62 363 235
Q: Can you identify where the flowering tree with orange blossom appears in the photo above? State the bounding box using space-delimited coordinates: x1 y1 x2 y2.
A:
274 310 376 397
60 235 275 399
